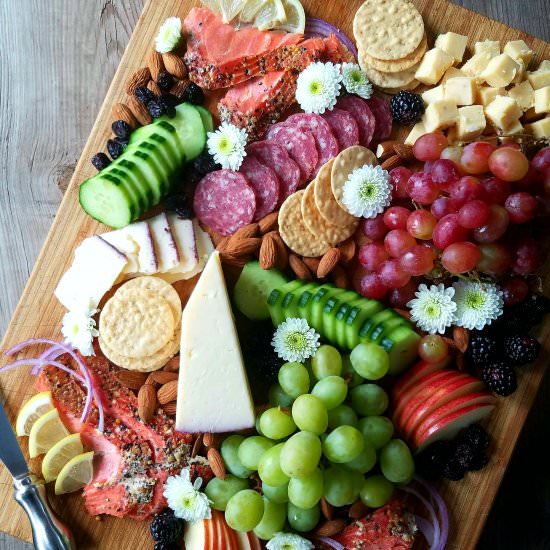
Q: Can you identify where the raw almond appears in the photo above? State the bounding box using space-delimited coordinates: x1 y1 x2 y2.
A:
289 254 313 280
259 233 278 270
145 372 159 387
128 96 152 126
457 352 467 371
170 79 192 99
151 371 179 385
147 79 163 97
224 237 262 257
191 434 203 458
393 143 415 161
381 154 403 171
332 265 349 289
112 103 139 130
157 380 178 405
317 248 340 278
320 498 334 520
315 519 346 537
219 253 247 269
147 49 164 81
442 336 457 349
207 448 226 480
338 239 356 264
258 211 279 234
138 384 157 423
116 370 148 390
162 52 188 79
376 140 399 160
232 223 259 240
163 356 180 372
216 236 230 252
453 326 470 353
125 67 151 95
302 256 320 274
162 401 177 416
349 500 369 519
203 432 221 449
271 232 289 270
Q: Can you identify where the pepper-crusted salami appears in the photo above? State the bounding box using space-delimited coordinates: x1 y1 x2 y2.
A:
321 108 360 151
193 170 256 236
336 96 376 147
366 96 393 142
240 156 280 221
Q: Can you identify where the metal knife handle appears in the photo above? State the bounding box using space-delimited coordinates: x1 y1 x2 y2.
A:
13 474 76 550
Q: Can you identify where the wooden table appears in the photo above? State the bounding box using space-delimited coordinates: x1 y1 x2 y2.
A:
0 1 548 548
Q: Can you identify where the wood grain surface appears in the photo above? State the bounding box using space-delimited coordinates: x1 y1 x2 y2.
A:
1 1 549 549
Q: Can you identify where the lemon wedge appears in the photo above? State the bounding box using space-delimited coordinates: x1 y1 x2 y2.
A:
205 0 246 22
275 0 305 33
54 451 94 495
239 0 268 22
252 0 287 30
42 434 84 483
28 409 70 458
16 392 54 437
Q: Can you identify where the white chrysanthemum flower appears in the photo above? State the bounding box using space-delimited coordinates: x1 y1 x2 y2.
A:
155 17 182 53
341 62 373 99
342 165 392 218
61 308 99 356
295 61 342 114
272 318 320 363
452 280 504 330
266 532 314 550
407 283 457 335
164 469 212 522
207 122 248 171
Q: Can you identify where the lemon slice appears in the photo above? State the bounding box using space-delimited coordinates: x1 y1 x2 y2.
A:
275 0 305 33
16 392 54 437
253 0 287 30
54 451 94 495
213 0 246 22
239 0 268 22
42 434 84 483
28 409 70 458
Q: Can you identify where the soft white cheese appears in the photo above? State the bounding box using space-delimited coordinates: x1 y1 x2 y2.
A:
148 213 180 272
166 215 198 275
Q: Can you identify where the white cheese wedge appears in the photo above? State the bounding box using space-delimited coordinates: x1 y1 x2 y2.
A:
480 54 521 88
457 105 486 140
508 80 535 112
176 251 255 433
435 32 468 64
55 236 127 310
415 48 454 85
474 40 500 58
504 40 534 66
166 214 198 275
527 60 550 90
534 86 550 114
148 213 180 272
404 121 426 146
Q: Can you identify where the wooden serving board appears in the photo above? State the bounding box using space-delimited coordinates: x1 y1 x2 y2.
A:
1 0 549 548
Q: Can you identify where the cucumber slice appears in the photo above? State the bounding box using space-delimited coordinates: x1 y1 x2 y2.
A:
359 309 397 342
370 317 406 344
268 280 304 327
379 326 421 376
132 138 174 195
169 103 206 160
129 122 182 170
116 158 155 207
344 300 385 350
310 285 342 333
196 105 214 133
334 297 363 349
105 166 149 213
126 148 164 204
285 282 316 320
296 283 321 321
323 290 357 344
233 261 288 320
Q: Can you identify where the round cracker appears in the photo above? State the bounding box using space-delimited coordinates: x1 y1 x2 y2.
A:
331 146 378 211
314 159 357 228
279 191 330 257
99 327 181 373
301 183 358 245
116 276 182 329
353 0 424 61
360 33 427 73
362 60 421 89
379 79 421 94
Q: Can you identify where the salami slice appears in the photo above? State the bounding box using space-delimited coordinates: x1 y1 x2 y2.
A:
366 96 393 142
285 113 340 174
321 108 360 151
266 123 318 183
248 141 301 202
240 156 280 221
193 170 256 236
336 96 376 147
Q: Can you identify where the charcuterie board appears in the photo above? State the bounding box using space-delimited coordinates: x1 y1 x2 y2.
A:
0 0 549 548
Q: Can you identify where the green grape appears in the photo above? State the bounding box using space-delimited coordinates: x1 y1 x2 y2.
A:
379 439 415 483
311 345 342 379
350 384 389 416
358 416 394 450
287 502 321 532
255 415 263 436
278 362 310 398
323 425 364 463
259 407 296 440
280 431 322 478
350 343 390 380
341 355 364 387
311 376 348 410
268 383 294 407
342 441 377 474
258 443 290 487
291 394 328 435
225 489 265 532
204 475 250 511
221 435 253 479
327 404 358 429
253 497 286 540
262 482 289 504
238 436 274 471
323 466 359 506
360 475 394 508
288 467 323 509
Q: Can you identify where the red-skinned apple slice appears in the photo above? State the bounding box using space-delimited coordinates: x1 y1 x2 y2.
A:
183 519 210 550
391 358 452 403
236 532 253 550
219 510 240 550
247 532 262 550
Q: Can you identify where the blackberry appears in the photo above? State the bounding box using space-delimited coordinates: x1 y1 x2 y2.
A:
390 91 425 124
164 194 194 219
153 543 179 550
505 334 540 365
107 138 125 160
91 152 111 171
442 458 465 481
147 99 166 119
192 151 220 177
416 440 453 477
150 510 184 543
182 82 205 105
468 452 489 471
135 86 156 104
466 333 499 367
111 120 131 140
157 71 174 91
499 294 550 333
481 362 517 396
462 424 490 451
455 443 478 470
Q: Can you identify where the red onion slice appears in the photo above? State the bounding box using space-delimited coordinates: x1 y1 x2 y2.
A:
401 485 441 550
415 476 449 550
304 17 358 60
313 536 345 550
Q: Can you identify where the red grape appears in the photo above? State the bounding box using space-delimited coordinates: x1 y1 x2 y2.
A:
512 235 540 274
420 240 438 259
406 172 440 204
532 147 550 176
423 160 435 173
488 148 530 182
460 141 496 174
407 209 437 239
431 196 457 219
514 165 542 191
504 192 537 223
389 279 418 308
441 242 481 274
472 204 509 243
384 206 412 230
419 335 449 363
399 245 435 276
430 159 461 192
378 259 411 288
389 167 412 199
476 243 513 275
432 213 470 249
480 176 511 204
500 277 529 306
450 176 486 208
457 200 491 229
413 132 449 161
358 243 389 271
384 229 417 257
499 142 522 150
361 214 388 241
440 145 465 171
359 272 388 299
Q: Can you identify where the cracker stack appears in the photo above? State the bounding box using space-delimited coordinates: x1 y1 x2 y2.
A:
353 0 426 93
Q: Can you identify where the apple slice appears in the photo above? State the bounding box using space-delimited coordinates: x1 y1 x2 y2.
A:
391 358 451 403
167 214 199 274
214 509 240 550
247 532 262 550
148 212 180 272
236 532 253 550
183 519 210 550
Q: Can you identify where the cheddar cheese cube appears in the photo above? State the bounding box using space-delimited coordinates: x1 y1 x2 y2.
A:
457 105 486 140
480 54 521 87
502 119 524 135
424 100 459 132
404 121 427 146
415 48 455 85
474 40 500 58
477 86 505 106
441 67 466 83
525 117 550 138
422 85 445 104
462 51 494 79
503 40 534 66
527 60 550 90
435 32 468 64
508 80 535 111
485 96 522 130
445 77 477 105
534 86 550 114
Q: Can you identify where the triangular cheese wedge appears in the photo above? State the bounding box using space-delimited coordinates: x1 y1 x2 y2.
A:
176 251 255 433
